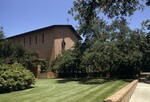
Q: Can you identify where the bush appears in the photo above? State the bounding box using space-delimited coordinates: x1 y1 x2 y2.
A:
0 62 35 92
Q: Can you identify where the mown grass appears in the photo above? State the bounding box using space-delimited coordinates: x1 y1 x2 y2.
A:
0 79 129 102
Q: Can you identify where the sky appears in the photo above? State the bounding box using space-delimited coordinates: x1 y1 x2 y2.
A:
0 0 150 38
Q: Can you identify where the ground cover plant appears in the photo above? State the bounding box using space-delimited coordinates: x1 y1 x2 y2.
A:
0 63 35 92
0 79 128 102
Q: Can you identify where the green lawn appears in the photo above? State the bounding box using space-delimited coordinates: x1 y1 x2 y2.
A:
0 79 128 102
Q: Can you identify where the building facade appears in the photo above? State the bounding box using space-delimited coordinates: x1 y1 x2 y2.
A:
8 25 81 61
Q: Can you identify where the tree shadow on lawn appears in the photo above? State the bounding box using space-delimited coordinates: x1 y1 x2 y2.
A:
56 78 112 85
0 86 34 94
56 78 134 85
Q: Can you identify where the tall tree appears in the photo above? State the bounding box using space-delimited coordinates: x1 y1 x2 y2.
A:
69 0 146 38
141 19 150 71
80 19 146 78
0 27 4 40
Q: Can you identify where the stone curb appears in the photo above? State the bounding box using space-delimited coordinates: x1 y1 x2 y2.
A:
104 80 138 102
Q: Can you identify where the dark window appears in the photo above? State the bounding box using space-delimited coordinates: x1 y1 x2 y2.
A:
24 38 25 46
35 35 37 44
13 40 15 44
61 38 66 51
29 37 31 45
42 33 44 43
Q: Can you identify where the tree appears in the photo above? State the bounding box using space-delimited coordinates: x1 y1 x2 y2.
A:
69 0 143 19
69 0 150 40
0 28 38 68
0 28 13 63
80 19 146 78
51 43 82 77
107 19 146 78
69 0 146 38
0 27 4 40
141 20 150 71
146 0 150 5
67 0 150 78
142 19 150 31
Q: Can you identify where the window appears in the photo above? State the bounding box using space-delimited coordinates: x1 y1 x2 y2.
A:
35 35 37 44
24 38 25 46
42 33 44 43
61 38 66 51
29 37 31 45
13 40 15 44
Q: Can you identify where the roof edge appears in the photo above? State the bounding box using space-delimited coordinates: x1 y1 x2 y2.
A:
7 25 82 40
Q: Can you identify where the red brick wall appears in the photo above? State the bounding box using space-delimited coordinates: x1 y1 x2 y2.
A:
9 26 79 62
37 71 58 79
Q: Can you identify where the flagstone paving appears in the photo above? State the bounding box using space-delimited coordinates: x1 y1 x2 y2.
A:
129 82 150 102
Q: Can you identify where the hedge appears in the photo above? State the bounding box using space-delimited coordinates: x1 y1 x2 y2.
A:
0 62 35 92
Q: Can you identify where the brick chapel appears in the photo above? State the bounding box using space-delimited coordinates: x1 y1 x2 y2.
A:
8 25 81 61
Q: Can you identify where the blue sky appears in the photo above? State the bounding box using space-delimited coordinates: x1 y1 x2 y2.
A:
0 0 150 37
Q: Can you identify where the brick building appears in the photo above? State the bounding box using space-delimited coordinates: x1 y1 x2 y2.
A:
8 25 81 61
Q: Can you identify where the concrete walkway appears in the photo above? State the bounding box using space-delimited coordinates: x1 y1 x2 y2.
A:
129 82 150 102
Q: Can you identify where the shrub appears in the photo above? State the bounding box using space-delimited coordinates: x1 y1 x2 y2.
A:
0 62 35 92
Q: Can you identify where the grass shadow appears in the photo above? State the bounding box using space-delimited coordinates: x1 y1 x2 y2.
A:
121 79 135 82
56 78 80 83
0 86 34 94
56 78 110 85
79 78 109 84
56 77 135 85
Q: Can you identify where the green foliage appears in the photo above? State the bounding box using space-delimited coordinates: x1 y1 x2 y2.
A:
142 19 150 31
81 42 109 71
81 19 146 78
0 41 39 74
0 27 4 40
28 59 49 72
0 28 39 73
51 43 83 77
51 48 80 71
141 20 150 71
67 0 150 78
68 0 145 39
69 0 142 19
0 41 38 64
51 18 148 78
51 50 74 70
146 0 150 5
0 62 35 92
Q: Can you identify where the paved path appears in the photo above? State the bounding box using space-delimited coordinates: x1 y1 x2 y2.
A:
129 82 150 102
